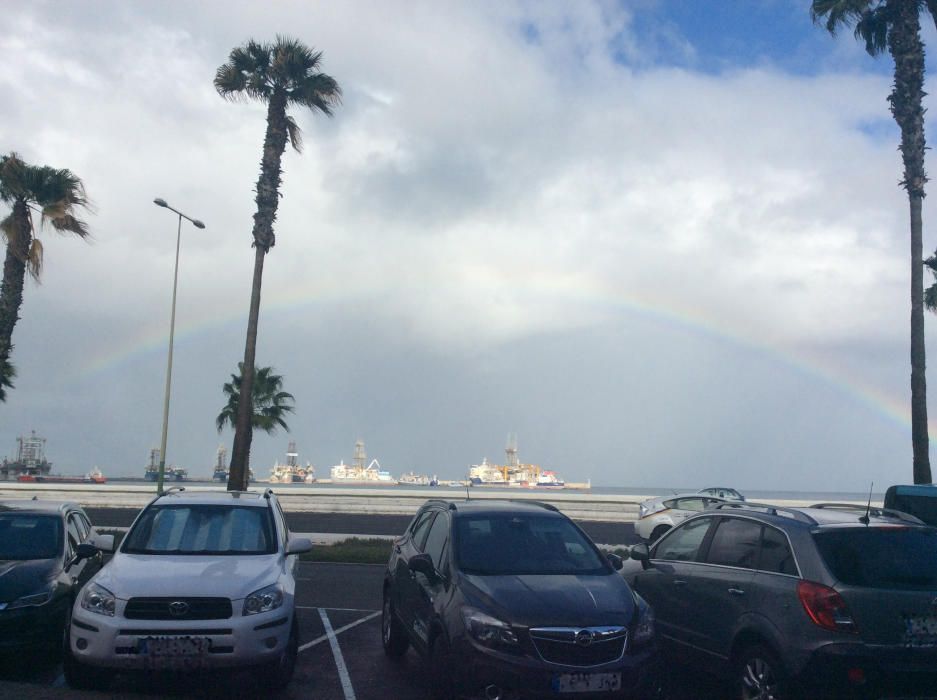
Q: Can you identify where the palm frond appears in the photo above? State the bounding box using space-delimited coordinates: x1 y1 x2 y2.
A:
811 0 878 33
285 115 303 153
289 73 342 116
48 213 90 239
215 40 275 101
926 282 937 312
0 213 13 244
855 3 891 56
26 238 43 281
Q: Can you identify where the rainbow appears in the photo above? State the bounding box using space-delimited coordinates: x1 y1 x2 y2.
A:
75 278 934 439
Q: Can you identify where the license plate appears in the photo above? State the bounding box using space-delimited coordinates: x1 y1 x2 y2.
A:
904 614 937 646
552 672 622 693
138 637 210 669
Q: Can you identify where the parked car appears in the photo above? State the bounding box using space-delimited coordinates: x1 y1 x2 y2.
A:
624 501 937 699
884 483 937 526
64 488 312 691
634 494 732 542
697 487 744 501
381 498 659 700
0 499 110 655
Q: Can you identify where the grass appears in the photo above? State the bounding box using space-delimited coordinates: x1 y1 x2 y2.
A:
301 537 392 565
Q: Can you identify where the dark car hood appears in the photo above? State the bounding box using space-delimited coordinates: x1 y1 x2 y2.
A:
0 559 58 604
460 572 635 628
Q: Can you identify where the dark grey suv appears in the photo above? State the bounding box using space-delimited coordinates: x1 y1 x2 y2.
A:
382 499 659 699
623 502 937 699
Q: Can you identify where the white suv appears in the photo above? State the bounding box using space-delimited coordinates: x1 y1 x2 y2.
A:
64 489 311 691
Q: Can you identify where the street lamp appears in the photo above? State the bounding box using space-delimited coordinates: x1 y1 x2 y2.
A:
153 197 205 495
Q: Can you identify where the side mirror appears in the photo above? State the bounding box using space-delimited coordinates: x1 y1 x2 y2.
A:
287 537 313 555
408 553 436 578
67 542 100 569
630 543 651 570
607 553 624 571
89 534 115 553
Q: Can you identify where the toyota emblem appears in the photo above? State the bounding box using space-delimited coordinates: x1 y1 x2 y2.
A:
575 629 594 647
168 601 190 618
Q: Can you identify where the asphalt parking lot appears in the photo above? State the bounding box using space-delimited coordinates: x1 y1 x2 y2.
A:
0 560 729 700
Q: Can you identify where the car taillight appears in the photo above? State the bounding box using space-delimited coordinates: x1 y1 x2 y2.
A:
797 580 857 634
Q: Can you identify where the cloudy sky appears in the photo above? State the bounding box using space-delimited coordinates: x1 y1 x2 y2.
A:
2 0 936 491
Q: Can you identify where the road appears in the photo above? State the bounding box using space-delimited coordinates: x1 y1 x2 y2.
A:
0 561 726 699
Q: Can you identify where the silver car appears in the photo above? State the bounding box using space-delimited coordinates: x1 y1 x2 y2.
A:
634 494 731 542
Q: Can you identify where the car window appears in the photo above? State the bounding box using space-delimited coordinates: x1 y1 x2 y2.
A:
410 511 436 550
759 525 797 576
0 514 62 560
675 497 707 512
122 505 276 555
77 512 92 538
423 512 449 571
70 512 90 540
705 518 761 569
67 515 83 548
813 528 937 590
654 516 712 562
454 514 607 575
274 500 289 545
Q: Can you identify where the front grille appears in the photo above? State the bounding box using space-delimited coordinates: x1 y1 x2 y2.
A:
124 597 232 621
529 627 627 667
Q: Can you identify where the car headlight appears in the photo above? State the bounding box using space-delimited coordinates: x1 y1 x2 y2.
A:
243 583 283 616
81 583 116 617
631 594 655 647
7 585 54 609
461 606 519 648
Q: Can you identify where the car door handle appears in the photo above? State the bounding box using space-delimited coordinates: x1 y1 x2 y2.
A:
672 579 687 587
728 588 745 596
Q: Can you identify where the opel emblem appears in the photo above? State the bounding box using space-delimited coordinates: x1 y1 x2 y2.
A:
575 629 594 647
168 601 190 618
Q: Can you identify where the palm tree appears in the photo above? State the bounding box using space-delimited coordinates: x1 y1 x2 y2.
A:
813 0 932 484
215 37 340 491
216 363 295 438
0 153 90 400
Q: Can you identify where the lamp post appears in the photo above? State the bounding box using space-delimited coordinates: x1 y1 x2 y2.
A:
153 197 205 495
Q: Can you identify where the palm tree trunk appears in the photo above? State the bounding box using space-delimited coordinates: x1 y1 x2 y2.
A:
0 200 31 395
228 245 265 491
888 0 932 484
228 90 290 490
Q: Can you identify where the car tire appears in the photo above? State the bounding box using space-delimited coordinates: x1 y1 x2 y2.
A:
381 591 409 658
735 643 793 700
63 611 113 692
649 525 670 542
262 615 299 691
427 631 456 700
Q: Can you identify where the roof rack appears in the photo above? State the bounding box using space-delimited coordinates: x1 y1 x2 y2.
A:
809 503 925 525
162 486 185 496
509 499 559 512
711 501 817 525
263 488 274 500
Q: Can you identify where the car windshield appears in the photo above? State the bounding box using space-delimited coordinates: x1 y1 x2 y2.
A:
0 514 62 560
122 504 276 555
454 513 607 575
813 527 937 590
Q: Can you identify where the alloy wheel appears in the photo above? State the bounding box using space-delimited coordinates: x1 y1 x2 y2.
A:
741 655 779 700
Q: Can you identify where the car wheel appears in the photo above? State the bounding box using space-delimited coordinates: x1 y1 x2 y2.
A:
262 615 299 691
735 644 791 700
427 631 456 700
63 612 112 692
382 590 409 658
650 525 670 542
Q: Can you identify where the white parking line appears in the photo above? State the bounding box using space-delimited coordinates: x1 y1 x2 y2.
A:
296 605 378 613
319 608 358 700
299 610 381 652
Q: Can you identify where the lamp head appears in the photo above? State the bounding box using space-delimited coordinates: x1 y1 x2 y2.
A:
193 220 206 229
153 198 168 208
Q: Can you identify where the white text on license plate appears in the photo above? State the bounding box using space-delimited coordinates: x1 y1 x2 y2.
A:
553 672 622 693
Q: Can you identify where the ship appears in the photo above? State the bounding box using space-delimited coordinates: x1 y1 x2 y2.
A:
18 466 107 485
269 442 314 483
468 435 567 488
144 447 187 482
2 431 53 480
397 471 432 486
213 445 228 481
329 440 394 483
